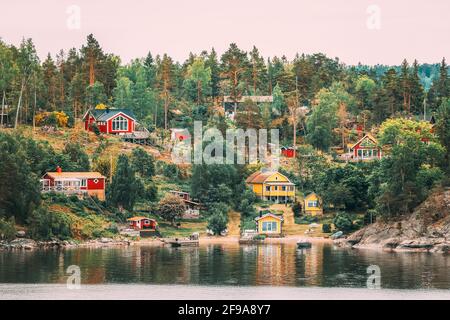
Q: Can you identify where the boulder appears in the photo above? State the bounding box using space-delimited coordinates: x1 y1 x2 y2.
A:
9 238 37 250
16 231 26 238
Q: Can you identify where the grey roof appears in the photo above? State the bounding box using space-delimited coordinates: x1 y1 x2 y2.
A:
87 108 136 121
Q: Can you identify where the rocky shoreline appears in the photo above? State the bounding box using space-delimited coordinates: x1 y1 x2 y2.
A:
0 237 136 250
334 188 450 253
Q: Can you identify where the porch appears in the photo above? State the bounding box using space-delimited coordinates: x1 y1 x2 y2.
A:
40 178 87 195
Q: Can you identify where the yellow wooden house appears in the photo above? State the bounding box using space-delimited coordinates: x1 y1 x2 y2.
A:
246 170 295 203
303 193 323 216
255 213 284 236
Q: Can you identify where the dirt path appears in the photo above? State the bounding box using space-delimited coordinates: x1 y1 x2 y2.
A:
268 204 326 237
227 211 241 236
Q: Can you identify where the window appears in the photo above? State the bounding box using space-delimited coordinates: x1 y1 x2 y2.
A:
266 186 270 191
81 179 87 187
373 149 378 157
262 221 278 232
282 186 286 191
274 186 278 191
358 150 362 158
308 200 318 207
112 116 128 131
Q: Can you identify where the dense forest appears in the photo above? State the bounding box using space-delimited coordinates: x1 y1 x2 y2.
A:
1 34 449 134
0 34 449 240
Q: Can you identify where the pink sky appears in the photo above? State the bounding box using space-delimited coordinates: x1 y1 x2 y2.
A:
1 0 449 65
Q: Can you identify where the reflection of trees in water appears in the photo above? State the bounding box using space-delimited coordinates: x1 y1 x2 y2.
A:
0 250 62 283
2 244 450 288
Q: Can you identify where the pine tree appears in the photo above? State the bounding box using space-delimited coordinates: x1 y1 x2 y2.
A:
220 43 248 114
108 154 141 211
157 54 175 130
248 46 267 95
410 60 425 115
205 48 221 99
400 59 411 113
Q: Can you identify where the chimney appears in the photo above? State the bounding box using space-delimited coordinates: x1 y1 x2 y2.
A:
56 166 62 173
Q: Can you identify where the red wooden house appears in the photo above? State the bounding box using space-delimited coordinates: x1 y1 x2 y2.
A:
83 108 136 134
40 166 106 200
349 133 382 161
127 217 158 230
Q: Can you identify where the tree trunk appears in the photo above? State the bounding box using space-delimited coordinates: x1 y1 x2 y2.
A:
14 79 25 129
1 90 5 127
164 93 168 130
197 80 201 105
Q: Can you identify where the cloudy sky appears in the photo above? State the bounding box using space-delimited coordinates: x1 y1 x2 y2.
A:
1 0 449 65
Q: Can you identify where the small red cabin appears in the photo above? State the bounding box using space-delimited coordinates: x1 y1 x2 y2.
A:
127 217 158 230
281 147 295 158
83 108 136 135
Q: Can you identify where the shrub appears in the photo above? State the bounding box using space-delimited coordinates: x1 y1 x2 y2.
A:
207 212 228 235
143 182 158 202
69 195 79 203
333 212 353 233
296 215 319 225
157 194 185 225
353 219 364 230
292 202 302 217
253 234 266 241
106 223 119 234
0 217 16 241
163 163 179 179
90 123 101 136
28 207 72 240
322 223 332 233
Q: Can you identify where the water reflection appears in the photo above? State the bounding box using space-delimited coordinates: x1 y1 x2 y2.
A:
1 243 449 289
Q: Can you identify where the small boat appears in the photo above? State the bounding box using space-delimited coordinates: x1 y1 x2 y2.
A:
297 241 312 249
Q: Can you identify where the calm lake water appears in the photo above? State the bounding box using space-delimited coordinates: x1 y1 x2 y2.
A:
1 242 450 290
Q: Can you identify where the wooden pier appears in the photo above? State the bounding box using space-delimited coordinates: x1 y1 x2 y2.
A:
162 238 199 247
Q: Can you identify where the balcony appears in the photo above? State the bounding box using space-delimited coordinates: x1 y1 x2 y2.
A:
40 179 87 196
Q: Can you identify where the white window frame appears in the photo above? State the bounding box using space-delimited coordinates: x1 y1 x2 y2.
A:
262 221 277 232
112 115 128 131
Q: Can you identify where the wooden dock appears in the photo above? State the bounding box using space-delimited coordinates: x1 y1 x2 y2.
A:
162 238 199 247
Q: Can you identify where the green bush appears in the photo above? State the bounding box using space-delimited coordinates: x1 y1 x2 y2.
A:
106 223 119 234
0 217 16 241
207 206 229 235
333 212 353 233
292 202 302 217
296 215 319 225
253 234 266 241
353 219 364 230
163 163 179 179
28 207 72 240
322 223 332 233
